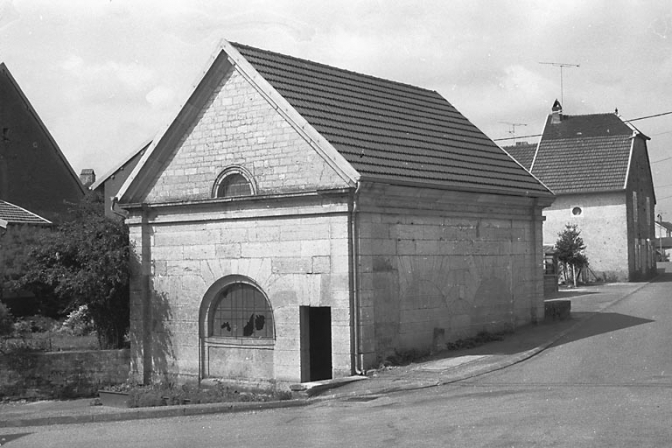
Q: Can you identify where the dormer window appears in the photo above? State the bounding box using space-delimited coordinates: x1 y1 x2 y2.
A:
213 167 255 198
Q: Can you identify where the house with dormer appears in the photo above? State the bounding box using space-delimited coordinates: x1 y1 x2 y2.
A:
506 101 656 282
115 41 554 389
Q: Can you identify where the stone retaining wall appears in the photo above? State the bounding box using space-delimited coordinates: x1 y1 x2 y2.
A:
0 349 129 399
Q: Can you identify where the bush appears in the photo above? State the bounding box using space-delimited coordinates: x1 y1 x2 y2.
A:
58 305 94 336
0 302 13 337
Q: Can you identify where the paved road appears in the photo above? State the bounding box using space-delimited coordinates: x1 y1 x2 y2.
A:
2 276 671 447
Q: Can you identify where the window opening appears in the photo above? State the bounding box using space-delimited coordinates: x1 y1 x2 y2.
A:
572 206 582 216
209 283 273 338
217 173 252 198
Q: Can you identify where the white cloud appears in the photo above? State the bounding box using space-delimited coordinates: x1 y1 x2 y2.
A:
146 85 176 110
61 55 154 92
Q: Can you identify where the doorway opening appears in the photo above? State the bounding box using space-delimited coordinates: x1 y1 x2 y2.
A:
300 306 332 382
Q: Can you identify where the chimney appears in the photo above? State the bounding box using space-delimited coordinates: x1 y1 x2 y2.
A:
80 169 96 188
551 99 562 125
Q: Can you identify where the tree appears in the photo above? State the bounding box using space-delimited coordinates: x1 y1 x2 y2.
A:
16 193 130 349
555 224 588 287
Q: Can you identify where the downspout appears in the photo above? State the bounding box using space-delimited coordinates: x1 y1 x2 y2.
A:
349 182 364 375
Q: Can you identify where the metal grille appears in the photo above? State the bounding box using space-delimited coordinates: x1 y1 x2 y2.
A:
210 283 273 338
217 174 252 198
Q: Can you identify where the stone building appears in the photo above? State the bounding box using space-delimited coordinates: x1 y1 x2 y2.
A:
115 40 553 388
505 101 656 282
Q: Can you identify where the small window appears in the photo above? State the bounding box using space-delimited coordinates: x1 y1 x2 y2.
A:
209 283 273 339
217 174 251 198
213 167 255 198
572 206 583 216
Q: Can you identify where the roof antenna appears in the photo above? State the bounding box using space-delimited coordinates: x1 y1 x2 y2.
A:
539 62 580 109
500 122 527 143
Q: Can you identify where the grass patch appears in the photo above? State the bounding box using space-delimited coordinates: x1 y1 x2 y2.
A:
444 330 509 351
101 382 293 408
381 330 511 368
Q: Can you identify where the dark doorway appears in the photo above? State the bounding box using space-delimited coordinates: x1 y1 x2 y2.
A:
300 306 332 382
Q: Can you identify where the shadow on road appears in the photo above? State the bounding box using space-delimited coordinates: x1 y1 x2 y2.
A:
550 312 654 348
651 272 672 283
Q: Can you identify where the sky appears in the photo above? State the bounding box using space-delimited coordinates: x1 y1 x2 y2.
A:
2 0 672 219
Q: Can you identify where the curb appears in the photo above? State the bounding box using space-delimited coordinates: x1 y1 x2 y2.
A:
0 399 310 428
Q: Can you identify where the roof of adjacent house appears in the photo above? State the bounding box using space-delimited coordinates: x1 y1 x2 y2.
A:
231 42 550 197
501 142 537 171
525 109 646 195
0 200 52 228
657 220 672 232
90 139 151 192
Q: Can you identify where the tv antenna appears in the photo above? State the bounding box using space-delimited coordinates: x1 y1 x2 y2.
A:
500 122 527 143
539 62 580 107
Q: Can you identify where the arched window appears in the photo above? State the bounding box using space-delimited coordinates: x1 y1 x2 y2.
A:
213 167 255 198
208 283 274 339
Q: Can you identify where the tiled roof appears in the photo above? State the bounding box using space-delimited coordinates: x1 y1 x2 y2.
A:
0 200 51 226
531 113 634 194
502 142 536 170
232 43 550 197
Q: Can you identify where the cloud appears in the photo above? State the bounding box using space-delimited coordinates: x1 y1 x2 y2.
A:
62 54 154 91
0 0 18 29
146 85 176 111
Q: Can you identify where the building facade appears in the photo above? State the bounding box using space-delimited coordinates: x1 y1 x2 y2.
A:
116 41 553 389
506 102 656 282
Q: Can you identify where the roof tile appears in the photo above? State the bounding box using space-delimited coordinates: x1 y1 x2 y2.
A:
232 42 550 197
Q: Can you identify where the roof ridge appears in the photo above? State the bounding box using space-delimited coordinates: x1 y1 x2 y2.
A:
230 41 440 96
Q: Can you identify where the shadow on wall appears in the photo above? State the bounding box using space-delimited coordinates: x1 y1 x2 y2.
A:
128 252 175 385
148 288 175 383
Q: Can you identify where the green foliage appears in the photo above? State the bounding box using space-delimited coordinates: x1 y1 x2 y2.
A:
14 192 130 349
57 305 95 336
556 224 588 269
0 302 13 337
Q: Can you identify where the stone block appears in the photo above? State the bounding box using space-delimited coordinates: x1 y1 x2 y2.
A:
544 299 571 321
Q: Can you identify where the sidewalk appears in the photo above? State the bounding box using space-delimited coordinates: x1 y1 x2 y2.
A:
0 280 651 428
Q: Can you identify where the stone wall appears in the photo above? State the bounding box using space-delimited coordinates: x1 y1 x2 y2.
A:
127 194 353 387
142 66 347 203
356 183 547 365
0 349 129 399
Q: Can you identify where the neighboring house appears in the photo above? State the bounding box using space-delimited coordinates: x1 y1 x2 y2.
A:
0 198 51 231
654 219 672 261
89 140 150 218
0 199 52 316
505 101 656 282
115 40 554 388
0 63 85 223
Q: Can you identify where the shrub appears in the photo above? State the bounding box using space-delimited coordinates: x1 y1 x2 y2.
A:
58 305 94 336
119 381 293 408
0 302 13 337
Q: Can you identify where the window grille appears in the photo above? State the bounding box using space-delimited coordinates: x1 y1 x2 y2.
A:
209 283 273 338
217 173 252 198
